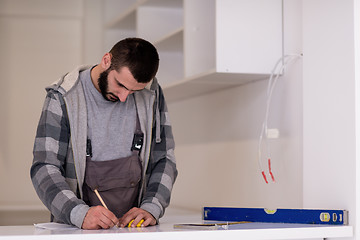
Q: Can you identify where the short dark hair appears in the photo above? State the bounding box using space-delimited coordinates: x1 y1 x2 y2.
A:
109 38 159 83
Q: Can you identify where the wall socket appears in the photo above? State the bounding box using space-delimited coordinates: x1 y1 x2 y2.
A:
267 128 280 139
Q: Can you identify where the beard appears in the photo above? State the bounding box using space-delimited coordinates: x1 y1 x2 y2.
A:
98 69 118 102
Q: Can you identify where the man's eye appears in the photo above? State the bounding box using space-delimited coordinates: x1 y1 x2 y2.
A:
118 83 128 90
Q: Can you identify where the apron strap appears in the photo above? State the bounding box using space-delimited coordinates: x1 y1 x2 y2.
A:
131 109 144 154
86 139 92 157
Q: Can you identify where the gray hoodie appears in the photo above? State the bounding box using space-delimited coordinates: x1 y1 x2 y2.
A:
31 65 177 227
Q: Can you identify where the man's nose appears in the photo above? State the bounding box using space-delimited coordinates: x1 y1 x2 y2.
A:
118 90 130 102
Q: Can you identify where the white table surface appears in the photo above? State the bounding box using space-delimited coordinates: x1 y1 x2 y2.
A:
0 208 353 240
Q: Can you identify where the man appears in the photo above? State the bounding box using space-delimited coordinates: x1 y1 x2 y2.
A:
30 38 177 229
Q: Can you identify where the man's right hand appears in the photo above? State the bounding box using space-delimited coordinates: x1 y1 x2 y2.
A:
81 206 119 230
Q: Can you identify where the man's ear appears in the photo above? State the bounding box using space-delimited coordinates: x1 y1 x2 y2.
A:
101 52 112 70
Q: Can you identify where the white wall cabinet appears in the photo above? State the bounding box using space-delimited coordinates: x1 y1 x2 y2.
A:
103 0 282 101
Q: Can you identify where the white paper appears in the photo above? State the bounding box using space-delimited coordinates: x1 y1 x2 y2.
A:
34 222 79 230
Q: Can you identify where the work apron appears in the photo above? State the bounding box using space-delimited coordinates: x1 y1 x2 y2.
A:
82 112 144 218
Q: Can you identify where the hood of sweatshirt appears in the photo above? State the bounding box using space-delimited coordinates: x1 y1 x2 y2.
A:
46 65 162 143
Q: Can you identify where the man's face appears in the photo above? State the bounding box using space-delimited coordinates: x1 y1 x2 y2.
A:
98 66 148 102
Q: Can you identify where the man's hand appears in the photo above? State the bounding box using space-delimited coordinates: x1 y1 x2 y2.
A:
119 207 156 228
82 206 119 230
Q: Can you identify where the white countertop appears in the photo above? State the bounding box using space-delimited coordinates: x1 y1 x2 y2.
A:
0 208 353 240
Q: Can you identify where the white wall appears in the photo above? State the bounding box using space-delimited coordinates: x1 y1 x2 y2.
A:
168 0 304 211
302 0 356 235
355 0 360 238
0 0 83 208
0 0 103 225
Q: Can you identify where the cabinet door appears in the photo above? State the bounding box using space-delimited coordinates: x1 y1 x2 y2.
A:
216 0 282 74
184 0 282 77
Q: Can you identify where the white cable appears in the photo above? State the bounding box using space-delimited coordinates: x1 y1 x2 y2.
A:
258 54 302 183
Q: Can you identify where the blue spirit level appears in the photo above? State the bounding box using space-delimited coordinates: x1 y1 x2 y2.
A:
203 207 348 225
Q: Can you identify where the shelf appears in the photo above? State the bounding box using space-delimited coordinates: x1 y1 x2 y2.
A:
104 0 183 30
163 69 269 102
154 27 183 52
137 4 183 43
142 0 183 8
104 6 136 29
104 0 147 29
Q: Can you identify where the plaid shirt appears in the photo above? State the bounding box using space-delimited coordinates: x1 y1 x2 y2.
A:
30 66 177 227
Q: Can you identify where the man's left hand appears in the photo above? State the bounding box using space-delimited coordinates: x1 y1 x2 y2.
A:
119 207 156 228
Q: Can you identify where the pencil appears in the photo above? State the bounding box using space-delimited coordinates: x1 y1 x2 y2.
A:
94 189 109 210
93 189 120 228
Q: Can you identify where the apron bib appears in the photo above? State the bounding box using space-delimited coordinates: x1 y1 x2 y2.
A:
82 111 143 218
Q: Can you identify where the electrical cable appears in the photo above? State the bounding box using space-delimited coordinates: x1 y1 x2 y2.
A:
258 54 302 184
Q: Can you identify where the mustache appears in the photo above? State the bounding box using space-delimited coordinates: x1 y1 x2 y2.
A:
107 93 119 102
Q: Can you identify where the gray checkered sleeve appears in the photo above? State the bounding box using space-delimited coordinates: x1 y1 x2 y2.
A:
30 90 85 225
140 86 178 219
